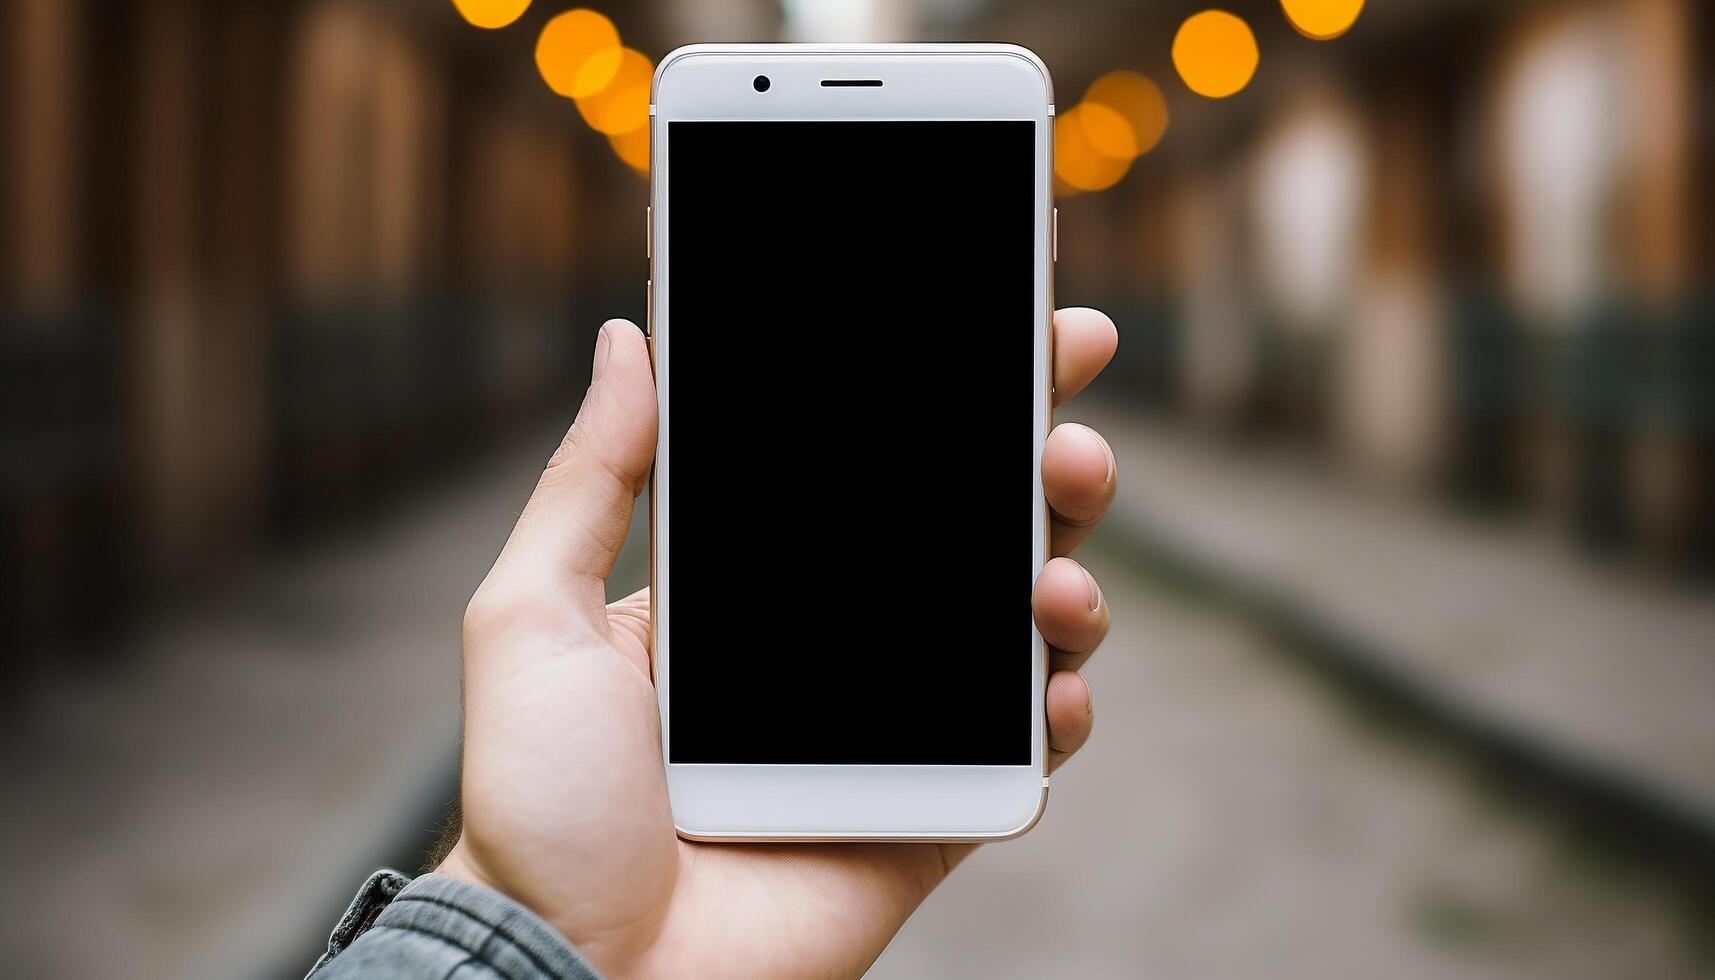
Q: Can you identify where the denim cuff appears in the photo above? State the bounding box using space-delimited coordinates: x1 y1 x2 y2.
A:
309 871 604 980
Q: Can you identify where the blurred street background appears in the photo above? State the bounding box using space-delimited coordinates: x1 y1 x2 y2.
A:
3 0 1714 977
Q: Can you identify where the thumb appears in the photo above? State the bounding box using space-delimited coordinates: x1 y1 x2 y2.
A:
490 319 656 621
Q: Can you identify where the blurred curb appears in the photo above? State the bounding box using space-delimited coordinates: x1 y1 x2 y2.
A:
193 726 459 980
1096 500 1715 896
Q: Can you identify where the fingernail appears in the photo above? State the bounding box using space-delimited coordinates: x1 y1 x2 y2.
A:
591 325 612 386
1076 424 1116 485
1085 678 1094 715
1082 566 1102 613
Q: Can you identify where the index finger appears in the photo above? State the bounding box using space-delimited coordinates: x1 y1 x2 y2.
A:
1053 307 1118 406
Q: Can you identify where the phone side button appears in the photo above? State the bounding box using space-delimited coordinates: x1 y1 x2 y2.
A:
646 205 652 259
1052 207 1058 263
646 279 653 338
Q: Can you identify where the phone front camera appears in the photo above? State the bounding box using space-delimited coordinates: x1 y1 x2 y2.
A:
753 75 771 93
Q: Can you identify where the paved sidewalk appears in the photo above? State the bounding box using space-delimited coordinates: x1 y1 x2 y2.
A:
1072 404 1715 850
0 424 648 980
7 406 1711 979
875 552 1713 979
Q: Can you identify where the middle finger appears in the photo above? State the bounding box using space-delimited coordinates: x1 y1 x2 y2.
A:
1044 422 1117 556
1033 556 1110 671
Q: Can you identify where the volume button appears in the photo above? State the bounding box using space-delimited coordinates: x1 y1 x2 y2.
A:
645 205 652 259
1052 207 1058 263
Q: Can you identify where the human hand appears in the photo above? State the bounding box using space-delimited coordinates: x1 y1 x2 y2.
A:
439 308 1119 978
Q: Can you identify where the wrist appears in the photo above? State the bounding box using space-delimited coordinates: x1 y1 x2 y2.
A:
434 838 500 895
436 840 583 952
435 838 657 978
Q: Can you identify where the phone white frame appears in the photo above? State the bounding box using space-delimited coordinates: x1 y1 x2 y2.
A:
649 44 1056 841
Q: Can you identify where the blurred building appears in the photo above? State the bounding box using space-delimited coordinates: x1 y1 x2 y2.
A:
6 0 1709 681
1044 0 1710 570
0 0 718 680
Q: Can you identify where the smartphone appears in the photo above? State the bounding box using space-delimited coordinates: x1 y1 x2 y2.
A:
649 44 1055 841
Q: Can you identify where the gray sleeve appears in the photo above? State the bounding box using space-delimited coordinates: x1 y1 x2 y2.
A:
309 873 604 980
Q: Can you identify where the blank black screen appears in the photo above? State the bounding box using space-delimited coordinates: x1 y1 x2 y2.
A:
666 120 1035 765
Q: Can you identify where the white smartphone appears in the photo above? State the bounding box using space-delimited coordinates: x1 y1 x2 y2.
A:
648 44 1055 841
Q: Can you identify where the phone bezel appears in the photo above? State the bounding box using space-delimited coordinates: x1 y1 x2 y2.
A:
649 44 1055 841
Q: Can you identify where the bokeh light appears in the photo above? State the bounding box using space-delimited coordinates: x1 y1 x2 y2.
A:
1084 70 1170 156
1055 106 1132 192
609 125 649 174
575 48 653 135
1281 0 1364 40
1173 10 1260 99
451 0 532 29
1077 101 1139 162
535 9 621 99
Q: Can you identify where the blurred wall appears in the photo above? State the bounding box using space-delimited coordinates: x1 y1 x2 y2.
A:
0 0 665 683
3 0 1711 686
1010 0 1712 571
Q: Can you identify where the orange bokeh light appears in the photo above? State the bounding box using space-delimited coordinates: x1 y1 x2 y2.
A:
1281 0 1364 40
451 0 532 30
1172 10 1260 99
1084 70 1170 157
609 125 649 174
1055 106 1132 192
575 48 653 135
1078 101 1139 162
535 9 621 99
